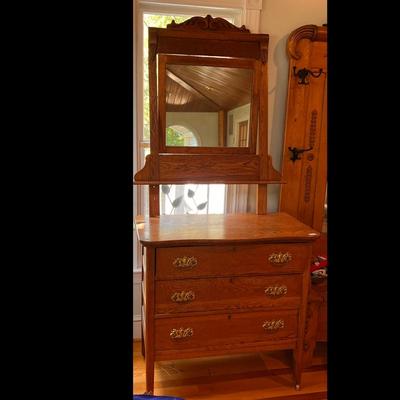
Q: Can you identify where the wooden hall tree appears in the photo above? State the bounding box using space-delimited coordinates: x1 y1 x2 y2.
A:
279 24 327 366
280 24 327 233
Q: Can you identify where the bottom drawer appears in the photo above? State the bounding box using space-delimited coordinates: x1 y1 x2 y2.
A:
155 309 298 352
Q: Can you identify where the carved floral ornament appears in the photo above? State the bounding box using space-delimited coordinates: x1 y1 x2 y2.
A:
167 15 250 32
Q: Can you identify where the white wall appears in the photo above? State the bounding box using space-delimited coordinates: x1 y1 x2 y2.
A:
166 112 219 146
260 0 327 211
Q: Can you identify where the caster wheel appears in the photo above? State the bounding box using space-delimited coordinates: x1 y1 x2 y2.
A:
295 384 300 391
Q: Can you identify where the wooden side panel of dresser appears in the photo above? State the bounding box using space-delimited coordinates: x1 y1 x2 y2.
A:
142 242 312 362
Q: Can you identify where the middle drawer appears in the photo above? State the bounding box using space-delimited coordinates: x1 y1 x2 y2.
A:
155 274 302 315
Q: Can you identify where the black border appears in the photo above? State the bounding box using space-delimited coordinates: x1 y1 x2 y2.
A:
14 1 135 398
327 2 395 398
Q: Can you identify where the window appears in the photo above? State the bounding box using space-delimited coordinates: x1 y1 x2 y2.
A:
166 125 199 147
160 184 226 215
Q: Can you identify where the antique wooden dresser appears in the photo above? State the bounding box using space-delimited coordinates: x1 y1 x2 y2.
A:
134 16 320 394
136 213 319 393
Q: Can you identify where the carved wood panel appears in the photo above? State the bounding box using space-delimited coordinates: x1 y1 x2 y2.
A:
279 25 327 232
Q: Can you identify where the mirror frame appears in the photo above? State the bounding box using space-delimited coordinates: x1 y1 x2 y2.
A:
134 15 283 195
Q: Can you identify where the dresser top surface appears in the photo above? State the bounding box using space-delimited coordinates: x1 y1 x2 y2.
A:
135 212 320 246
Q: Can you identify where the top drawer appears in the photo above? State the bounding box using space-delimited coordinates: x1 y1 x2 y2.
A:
156 243 310 280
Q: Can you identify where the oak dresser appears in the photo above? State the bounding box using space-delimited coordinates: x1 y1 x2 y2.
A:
136 213 319 393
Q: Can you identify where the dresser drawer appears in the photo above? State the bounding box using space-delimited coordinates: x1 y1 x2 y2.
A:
156 244 310 280
155 309 298 352
155 274 302 314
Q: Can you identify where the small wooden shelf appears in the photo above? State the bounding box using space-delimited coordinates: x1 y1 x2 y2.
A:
133 179 286 185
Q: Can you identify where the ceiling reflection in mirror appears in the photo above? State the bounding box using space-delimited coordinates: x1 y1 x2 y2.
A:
165 64 253 147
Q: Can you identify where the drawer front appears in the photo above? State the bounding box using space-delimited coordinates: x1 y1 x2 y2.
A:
155 274 302 314
156 244 310 280
155 309 298 352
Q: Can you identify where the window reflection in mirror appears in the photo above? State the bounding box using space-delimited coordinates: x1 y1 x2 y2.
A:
165 64 253 147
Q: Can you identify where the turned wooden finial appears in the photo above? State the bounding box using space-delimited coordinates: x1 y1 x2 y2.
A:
287 25 327 60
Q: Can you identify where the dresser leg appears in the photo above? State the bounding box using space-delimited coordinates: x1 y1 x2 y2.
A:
141 321 145 358
145 349 155 394
293 347 303 390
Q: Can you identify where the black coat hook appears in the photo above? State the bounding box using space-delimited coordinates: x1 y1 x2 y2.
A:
293 67 323 85
288 146 313 162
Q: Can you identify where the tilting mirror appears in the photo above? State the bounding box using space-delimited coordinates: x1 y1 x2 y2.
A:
165 64 253 148
158 54 258 154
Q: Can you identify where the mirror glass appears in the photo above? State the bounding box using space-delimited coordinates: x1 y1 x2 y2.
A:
165 64 253 147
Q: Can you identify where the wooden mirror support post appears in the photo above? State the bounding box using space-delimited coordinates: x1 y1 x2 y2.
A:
134 16 320 394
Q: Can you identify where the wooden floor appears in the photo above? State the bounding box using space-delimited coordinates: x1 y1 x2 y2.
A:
133 341 327 400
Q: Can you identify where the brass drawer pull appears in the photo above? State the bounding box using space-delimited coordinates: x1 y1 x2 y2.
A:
264 285 288 297
170 327 194 339
171 290 195 303
173 256 198 270
268 252 292 264
263 319 285 331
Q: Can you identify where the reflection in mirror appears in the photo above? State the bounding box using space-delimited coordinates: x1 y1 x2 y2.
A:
165 64 253 147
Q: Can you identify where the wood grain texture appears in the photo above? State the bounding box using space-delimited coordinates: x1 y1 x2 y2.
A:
159 154 259 182
155 309 299 353
257 184 268 214
135 213 320 247
144 247 156 393
279 25 327 231
292 267 311 388
148 28 160 217
156 244 310 280
287 25 327 60
157 36 261 59
155 274 302 314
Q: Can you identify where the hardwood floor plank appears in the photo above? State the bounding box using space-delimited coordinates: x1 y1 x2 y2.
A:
133 342 327 400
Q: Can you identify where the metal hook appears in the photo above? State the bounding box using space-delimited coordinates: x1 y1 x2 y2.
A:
288 146 313 162
293 67 323 85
